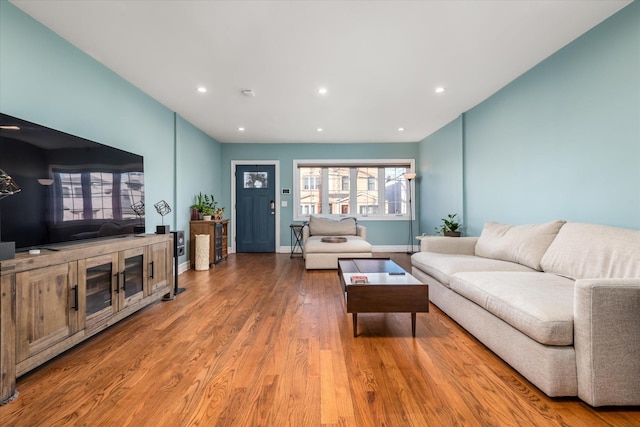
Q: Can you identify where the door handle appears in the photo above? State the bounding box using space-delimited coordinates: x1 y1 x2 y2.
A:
71 285 79 311
270 200 275 209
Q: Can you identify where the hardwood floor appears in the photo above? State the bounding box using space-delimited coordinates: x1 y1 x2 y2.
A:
1 253 638 426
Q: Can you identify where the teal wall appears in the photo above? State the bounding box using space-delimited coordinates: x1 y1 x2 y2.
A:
5 0 638 254
220 142 419 246
419 2 640 236
418 116 464 235
176 114 222 259
0 1 222 262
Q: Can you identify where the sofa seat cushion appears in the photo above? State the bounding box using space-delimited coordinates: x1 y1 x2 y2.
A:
411 252 535 287
304 236 372 254
449 272 575 345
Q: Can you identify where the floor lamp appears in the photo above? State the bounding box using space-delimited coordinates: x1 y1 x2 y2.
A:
404 172 416 254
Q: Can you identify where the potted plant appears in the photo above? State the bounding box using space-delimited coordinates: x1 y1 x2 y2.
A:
191 192 219 220
190 192 206 220
435 213 461 237
200 205 215 221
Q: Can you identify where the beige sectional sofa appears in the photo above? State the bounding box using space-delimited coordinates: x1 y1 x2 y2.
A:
302 216 372 269
411 220 640 407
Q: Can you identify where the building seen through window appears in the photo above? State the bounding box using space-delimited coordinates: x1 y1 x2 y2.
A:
295 161 413 220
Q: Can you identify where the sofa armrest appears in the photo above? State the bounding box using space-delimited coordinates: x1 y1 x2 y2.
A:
356 224 366 239
302 225 310 244
574 278 640 406
419 236 478 255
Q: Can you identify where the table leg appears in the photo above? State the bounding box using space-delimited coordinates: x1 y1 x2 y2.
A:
411 312 416 337
352 313 358 337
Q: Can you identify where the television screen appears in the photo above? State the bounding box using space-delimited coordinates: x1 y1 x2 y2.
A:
0 113 145 251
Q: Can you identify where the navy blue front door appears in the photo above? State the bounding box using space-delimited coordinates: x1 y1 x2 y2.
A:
235 164 276 252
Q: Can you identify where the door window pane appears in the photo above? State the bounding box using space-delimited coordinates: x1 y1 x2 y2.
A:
244 171 269 188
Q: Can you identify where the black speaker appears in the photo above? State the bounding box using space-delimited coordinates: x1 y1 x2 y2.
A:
173 230 185 257
171 230 186 296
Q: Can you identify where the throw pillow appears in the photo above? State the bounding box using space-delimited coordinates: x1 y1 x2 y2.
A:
540 222 640 280
308 216 357 236
475 220 566 270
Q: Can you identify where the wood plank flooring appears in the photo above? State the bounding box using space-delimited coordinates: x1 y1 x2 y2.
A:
1 253 639 426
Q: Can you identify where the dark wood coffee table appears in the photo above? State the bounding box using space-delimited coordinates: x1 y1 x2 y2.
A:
337 258 429 337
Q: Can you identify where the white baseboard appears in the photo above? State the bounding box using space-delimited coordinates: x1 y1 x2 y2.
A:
278 245 416 253
185 246 417 265
178 260 190 274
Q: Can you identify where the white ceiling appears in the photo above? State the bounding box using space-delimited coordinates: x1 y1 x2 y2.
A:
10 0 631 144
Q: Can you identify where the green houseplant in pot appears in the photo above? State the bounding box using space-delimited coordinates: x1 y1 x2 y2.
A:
200 205 215 221
191 192 218 220
435 213 461 237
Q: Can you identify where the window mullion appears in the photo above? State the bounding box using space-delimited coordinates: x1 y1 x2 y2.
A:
349 168 357 216
321 167 329 214
293 166 301 217
377 168 385 216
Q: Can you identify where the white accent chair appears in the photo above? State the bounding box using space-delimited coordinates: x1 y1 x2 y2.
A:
302 216 372 269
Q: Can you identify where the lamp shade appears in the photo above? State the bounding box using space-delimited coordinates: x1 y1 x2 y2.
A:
403 172 417 180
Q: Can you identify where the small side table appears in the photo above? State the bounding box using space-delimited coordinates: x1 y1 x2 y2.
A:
290 224 304 258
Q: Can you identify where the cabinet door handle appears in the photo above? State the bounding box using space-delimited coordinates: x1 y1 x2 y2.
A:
71 285 79 311
149 261 155 279
121 270 126 291
114 273 120 294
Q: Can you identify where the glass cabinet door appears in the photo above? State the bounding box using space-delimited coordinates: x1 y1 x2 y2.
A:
86 262 114 317
123 254 144 299
214 222 224 264
119 247 146 308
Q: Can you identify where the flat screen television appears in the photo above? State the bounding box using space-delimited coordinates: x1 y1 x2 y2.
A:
0 113 145 252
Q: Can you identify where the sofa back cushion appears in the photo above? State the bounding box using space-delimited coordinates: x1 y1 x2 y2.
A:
475 220 566 270
540 223 640 280
308 216 357 236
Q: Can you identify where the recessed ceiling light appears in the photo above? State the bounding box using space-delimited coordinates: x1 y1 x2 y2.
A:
197 87 207 93
238 127 245 132
435 87 446 94
398 127 405 132
316 128 323 132
0 125 20 130
241 89 255 97
317 87 328 95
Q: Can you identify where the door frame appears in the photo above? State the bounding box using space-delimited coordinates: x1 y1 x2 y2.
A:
231 160 280 253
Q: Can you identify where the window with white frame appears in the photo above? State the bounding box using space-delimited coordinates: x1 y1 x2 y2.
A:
294 159 414 221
